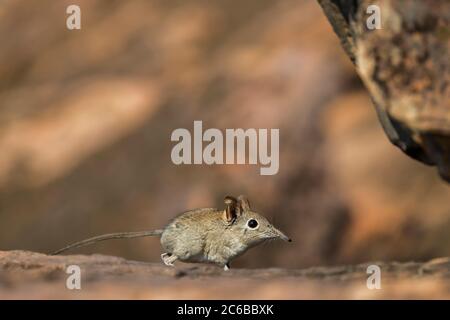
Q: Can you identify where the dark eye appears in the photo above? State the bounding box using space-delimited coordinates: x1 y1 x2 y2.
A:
247 219 258 229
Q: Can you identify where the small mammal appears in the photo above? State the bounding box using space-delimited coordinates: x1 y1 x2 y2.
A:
52 195 291 270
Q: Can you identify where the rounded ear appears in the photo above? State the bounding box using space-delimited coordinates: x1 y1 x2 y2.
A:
223 196 238 222
238 195 251 212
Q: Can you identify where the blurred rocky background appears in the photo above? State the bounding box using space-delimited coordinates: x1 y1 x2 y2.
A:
0 0 449 275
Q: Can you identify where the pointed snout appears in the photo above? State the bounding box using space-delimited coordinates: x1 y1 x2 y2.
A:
272 227 292 242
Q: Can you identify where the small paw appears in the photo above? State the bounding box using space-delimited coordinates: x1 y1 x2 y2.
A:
161 253 177 267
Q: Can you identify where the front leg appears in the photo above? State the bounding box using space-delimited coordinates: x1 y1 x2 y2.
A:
223 263 230 271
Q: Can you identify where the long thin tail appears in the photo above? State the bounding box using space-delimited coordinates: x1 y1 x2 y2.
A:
51 230 164 255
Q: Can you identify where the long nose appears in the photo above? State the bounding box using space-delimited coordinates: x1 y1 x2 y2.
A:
273 227 292 242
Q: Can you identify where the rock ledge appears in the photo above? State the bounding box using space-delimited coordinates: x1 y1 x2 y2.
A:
0 250 449 299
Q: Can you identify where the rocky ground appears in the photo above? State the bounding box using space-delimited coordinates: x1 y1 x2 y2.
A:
1 0 449 272
1 250 449 299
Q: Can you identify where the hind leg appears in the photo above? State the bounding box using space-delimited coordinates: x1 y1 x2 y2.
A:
161 253 178 266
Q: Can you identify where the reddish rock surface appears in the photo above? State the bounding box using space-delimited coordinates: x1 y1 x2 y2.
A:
1 250 449 299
